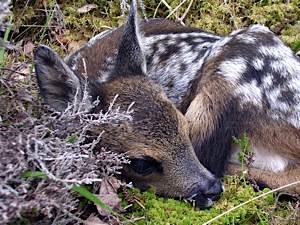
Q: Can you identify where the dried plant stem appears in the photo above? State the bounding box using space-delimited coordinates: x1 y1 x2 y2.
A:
203 180 300 225
166 0 188 19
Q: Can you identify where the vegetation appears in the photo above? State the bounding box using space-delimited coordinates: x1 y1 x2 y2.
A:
122 177 298 224
1 0 299 224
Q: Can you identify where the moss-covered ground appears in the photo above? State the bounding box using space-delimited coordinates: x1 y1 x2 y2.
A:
122 176 298 224
3 0 300 224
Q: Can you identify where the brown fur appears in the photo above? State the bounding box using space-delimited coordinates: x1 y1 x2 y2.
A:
34 2 223 208
93 77 212 197
247 113 300 160
228 110 300 193
35 2 300 200
227 163 300 193
183 40 300 190
67 19 206 81
73 17 300 193
185 75 233 146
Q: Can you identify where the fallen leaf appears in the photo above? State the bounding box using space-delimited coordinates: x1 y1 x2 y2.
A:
84 215 108 225
18 66 31 77
96 177 122 217
23 41 35 57
77 4 98 14
68 40 86 53
17 89 34 103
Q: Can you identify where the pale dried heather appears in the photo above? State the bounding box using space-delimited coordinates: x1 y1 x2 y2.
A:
0 78 131 224
0 0 10 21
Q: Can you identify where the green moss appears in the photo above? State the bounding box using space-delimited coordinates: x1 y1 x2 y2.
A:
281 22 300 51
59 0 300 52
123 176 297 224
10 0 300 52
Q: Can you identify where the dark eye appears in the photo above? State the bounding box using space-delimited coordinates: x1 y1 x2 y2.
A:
129 157 162 176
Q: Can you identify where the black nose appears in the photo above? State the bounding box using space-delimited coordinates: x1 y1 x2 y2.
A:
203 179 223 201
187 179 223 209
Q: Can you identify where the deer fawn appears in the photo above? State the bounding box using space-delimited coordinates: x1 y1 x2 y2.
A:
34 1 223 208
35 0 299 209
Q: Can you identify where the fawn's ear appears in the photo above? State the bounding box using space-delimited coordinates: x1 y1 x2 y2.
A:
34 45 86 111
111 0 146 78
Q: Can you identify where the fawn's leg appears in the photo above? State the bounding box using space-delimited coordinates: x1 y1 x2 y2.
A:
227 163 300 193
228 114 300 193
185 73 240 177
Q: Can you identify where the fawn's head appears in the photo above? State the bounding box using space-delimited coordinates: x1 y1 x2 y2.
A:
34 0 222 208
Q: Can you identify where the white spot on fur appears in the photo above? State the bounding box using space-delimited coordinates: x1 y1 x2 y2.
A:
262 73 273 88
248 25 271 33
178 41 188 48
252 57 264 70
267 88 281 106
230 28 244 36
270 57 299 77
88 29 115 47
218 57 247 83
237 80 263 106
259 44 294 59
238 34 257 44
287 112 300 128
251 146 289 172
97 71 110 83
231 145 289 173
208 37 232 58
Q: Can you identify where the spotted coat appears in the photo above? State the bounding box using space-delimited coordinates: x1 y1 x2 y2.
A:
63 18 300 193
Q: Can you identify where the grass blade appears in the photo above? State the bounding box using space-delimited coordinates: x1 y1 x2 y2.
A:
21 170 47 178
0 15 13 68
72 185 113 212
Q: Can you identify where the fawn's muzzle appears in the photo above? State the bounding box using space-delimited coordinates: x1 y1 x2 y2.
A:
187 178 223 208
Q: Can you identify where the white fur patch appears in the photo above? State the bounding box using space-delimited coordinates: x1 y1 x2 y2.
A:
251 146 289 172
236 80 263 106
230 28 243 36
248 24 271 33
143 33 217 105
262 73 273 87
287 112 300 128
252 57 264 70
208 37 232 58
270 57 299 77
218 57 247 83
238 34 257 44
88 29 115 47
231 145 289 173
259 44 294 59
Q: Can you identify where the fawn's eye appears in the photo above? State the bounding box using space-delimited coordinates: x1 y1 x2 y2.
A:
129 157 162 176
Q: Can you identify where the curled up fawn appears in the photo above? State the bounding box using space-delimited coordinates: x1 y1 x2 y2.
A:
34 0 300 208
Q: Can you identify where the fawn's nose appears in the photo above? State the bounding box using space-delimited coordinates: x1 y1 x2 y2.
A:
187 178 223 209
202 179 223 201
